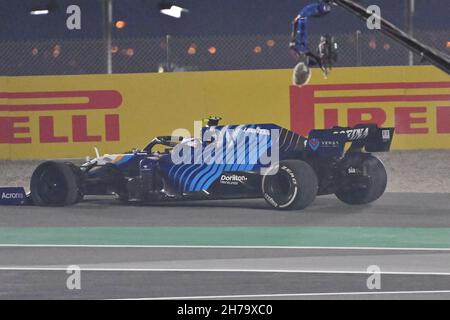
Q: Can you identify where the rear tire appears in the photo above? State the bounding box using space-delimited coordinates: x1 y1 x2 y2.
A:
335 155 387 205
262 160 318 210
30 161 80 206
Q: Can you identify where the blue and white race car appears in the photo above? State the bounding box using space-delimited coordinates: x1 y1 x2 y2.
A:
8 117 394 210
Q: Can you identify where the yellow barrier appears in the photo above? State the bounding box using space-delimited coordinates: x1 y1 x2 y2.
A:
0 66 449 159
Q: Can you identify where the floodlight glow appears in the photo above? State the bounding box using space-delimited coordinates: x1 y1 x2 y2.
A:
160 5 187 18
30 9 50 15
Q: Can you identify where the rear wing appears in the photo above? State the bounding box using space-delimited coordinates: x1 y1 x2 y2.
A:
309 125 395 153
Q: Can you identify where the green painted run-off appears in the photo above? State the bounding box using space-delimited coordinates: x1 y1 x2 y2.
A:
0 226 450 248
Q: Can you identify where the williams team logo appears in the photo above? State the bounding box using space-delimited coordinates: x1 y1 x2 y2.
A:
308 138 321 151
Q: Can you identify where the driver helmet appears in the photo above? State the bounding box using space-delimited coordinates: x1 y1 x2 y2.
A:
181 137 202 148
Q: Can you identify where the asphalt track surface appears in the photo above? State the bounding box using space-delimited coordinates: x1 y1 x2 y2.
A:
1 192 450 300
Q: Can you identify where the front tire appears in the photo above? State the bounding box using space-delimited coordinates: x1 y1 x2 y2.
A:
335 155 387 205
30 161 81 206
262 160 318 210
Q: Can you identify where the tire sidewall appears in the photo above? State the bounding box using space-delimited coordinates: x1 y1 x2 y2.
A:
30 161 80 206
262 160 318 210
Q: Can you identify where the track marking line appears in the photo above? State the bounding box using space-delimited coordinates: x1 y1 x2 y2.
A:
1 267 450 275
1 244 450 251
117 290 450 300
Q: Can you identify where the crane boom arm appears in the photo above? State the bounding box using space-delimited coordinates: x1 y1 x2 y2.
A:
331 0 450 74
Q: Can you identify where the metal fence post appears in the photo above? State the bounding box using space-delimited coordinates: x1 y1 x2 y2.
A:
406 0 415 66
356 30 362 66
166 34 171 72
104 0 113 74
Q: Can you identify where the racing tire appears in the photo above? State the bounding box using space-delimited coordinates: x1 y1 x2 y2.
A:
335 155 387 205
117 193 129 204
65 162 85 202
262 160 318 210
30 161 80 207
292 62 312 87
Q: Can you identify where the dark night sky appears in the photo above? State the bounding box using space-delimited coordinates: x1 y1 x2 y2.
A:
0 0 448 41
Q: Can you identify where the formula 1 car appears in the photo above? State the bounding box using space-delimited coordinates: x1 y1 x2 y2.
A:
16 117 394 210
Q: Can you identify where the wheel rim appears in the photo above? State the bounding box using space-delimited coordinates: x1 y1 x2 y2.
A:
265 169 296 205
36 167 68 205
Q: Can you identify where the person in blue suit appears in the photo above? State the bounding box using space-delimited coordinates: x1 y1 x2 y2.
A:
290 1 338 85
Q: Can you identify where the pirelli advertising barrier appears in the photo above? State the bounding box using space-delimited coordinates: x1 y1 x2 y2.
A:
0 66 449 159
